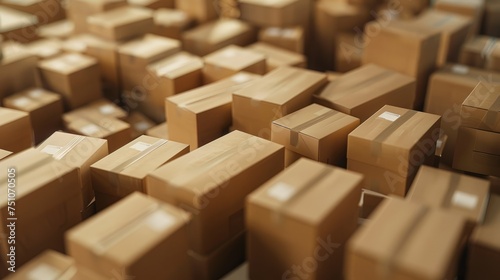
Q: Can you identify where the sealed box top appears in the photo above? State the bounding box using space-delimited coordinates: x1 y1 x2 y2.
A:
248 42 306 67
462 81 500 132
67 116 130 138
38 53 98 75
471 194 500 251
63 99 127 124
167 72 260 114
0 107 29 125
118 34 180 59
408 9 472 32
68 0 126 11
347 197 467 280
204 45 265 71
37 20 75 40
26 38 63 59
0 6 38 33
148 51 203 80
66 192 190 267
147 130 283 205
347 105 441 173
91 135 188 179
184 18 253 44
248 158 363 225
406 165 490 224
233 66 327 105
4 88 61 112
87 6 153 27
154 8 191 27
369 19 441 41
62 33 119 53
432 64 500 88
461 36 500 57
239 0 296 8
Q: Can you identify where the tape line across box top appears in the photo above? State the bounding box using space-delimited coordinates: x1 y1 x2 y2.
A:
321 70 393 101
289 110 341 147
250 70 298 101
27 263 78 280
481 38 497 61
112 139 169 173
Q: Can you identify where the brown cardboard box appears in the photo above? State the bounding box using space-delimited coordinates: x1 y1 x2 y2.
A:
336 33 362 73
175 0 218 23
125 111 156 139
271 104 360 166
314 64 416 122
38 53 102 110
238 0 310 27
147 131 285 255
460 82 500 133
248 42 306 72
152 8 193 40
87 6 154 41
0 0 65 24
346 197 468 280
347 105 441 196
0 6 39 43
36 131 109 211
66 192 193 280
221 263 248 280
37 20 74 40
232 66 327 140
0 44 38 101
362 20 441 110
467 194 500 280
203 45 266 83
435 0 484 35
453 126 500 177
63 99 127 125
0 149 11 160
483 0 500 37
0 149 82 272
258 26 305 54
189 231 246 280
4 250 107 280
146 122 169 139
183 19 257 56
407 165 490 227
25 38 62 59
0 107 33 153
398 0 431 17
167 73 261 150
118 34 181 92
66 0 127 33
424 64 500 165
91 135 189 210
459 36 500 72
3 88 63 144
247 158 363 280
129 0 175 9
359 189 388 219
145 51 203 120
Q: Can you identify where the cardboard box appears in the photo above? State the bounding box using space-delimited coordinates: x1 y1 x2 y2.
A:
362 20 441 110
125 111 156 139
0 0 65 24
87 6 154 41
335 33 362 73
203 45 266 83
248 42 306 72
238 0 310 27
25 38 62 59
3 88 63 144
247 158 363 280
0 149 82 271
346 197 468 280
347 105 441 196
189 231 246 280
66 0 127 33
467 194 500 280
146 122 169 139
37 20 74 40
36 131 109 211
0 149 11 160
314 64 416 122
424 65 500 165
0 107 33 153
145 51 203 120
175 0 218 23
167 73 260 150
459 36 500 72
435 0 484 35
0 6 39 44
38 53 102 110
258 26 305 54
66 192 193 279
129 0 175 9
271 104 360 166
152 8 193 40
118 34 181 91
483 0 500 38
63 99 127 128
147 131 285 255
453 126 500 177
91 135 189 210
461 81 500 133
0 44 38 101
66 116 131 152
232 66 327 140
407 165 490 227
183 19 257 56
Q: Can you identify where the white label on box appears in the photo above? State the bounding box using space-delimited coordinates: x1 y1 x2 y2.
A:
99 105 115 115
81 124 100 135
451 65 469 75
146 210 176 232
232 73 251 83
314 108 331 116
130 141 152 152
436 139 443 149
267 182 296 202
41 145 62 156
452 191 478 210
13 97 31 107
378 111 401 122
28 264 60 280
28 89 43 98
266 27 281 37
134 122 150 132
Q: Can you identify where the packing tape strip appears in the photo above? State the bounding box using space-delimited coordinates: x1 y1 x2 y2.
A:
321 70 394 101
289 110 340 146
0 155 55 192
52 135 86 161
481 38 497 61
250 70 299 101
